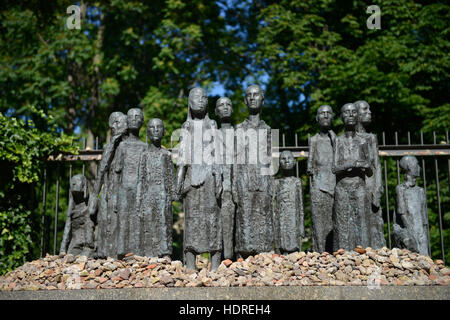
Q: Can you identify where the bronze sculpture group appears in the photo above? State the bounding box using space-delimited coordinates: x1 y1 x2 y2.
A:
61 86 430 269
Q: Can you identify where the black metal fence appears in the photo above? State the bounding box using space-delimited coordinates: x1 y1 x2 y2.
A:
40 130 450 263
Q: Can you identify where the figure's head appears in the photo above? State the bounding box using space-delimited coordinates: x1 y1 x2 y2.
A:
127 108 144 131
109 112 127 136
188 87 208 116
354 100 372 125
341 103 358 127
245 84 264 112
147 118 165 143
316 105 334 128
70 174 86 194
215 97 233 121
400 156 420 177
280 150 295 171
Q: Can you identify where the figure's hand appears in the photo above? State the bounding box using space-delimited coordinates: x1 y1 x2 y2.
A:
172 193 181 202
356 160 370 169
373 196 381 209
176 181 183 198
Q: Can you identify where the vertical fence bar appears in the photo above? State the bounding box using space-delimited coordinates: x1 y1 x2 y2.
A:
308 133 312 195
82 137 87 196
82 137 86 176
420 131 431 255
295 133 299 178
382 132 391 248
447 131 450 194
40 165 47 258
395 132 400 185
53 163 60 255
433 132 445 263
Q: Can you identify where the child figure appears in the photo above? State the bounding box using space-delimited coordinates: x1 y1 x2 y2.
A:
135 118 176 258
60 174 95 257
273 151 305 254
393 156 430 256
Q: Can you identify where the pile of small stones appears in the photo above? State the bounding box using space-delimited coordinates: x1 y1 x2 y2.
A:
1 247 449 291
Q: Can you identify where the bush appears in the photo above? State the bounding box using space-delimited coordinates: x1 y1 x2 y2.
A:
0 108 75 275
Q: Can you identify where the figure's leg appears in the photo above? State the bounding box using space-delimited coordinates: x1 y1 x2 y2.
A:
310 189 324 252
221 192 235 259
210 251 222 271
356 184 369 248
185 250 196 270
324 192 335 253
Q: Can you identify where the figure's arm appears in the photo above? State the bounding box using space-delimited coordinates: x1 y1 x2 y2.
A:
60 194 73 254
421 188 429 228
372 135 383 206
355 141 372 171
114 144 124 174
85 202 95 247
395 185 407 226
88 146 109 220
135 153 146 218
331 138 353 173
328 130 337 150
165 152 177 201
297 179 305 238
272 181 280 253
306 136 314 176
91 134 122 198
111 146 124 213
211 122 223 199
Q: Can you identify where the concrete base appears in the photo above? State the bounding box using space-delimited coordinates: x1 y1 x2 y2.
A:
0 286 448 300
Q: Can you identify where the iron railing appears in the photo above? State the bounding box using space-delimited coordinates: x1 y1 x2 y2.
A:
41 130 449 263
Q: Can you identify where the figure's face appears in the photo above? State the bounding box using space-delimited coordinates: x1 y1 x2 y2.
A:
116 114 128 135
147 119 164 142
127 109 144 131
70 175 85 193
111 114 128 136
316 105 333 128
408 158 421 177
342 104 358 126
189 89 208 113
216 98 233 120
280 151 295 171
245 86 264 112
357 102 372 125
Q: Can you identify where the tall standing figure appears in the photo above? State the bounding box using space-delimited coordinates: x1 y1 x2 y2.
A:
307 105 336 253
274 151 305 255
136 118 175 258
332 103 371 251
354 100 386 249
88 111 127 258
113 108 147 259
234 84 274 259
215 97 236 260
393 156 430 256
177 88 222 271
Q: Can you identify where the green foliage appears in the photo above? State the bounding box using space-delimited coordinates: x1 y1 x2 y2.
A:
0 110 75 274
0 206 32 274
